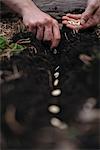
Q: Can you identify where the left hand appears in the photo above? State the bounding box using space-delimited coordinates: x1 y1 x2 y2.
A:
62 0 100 30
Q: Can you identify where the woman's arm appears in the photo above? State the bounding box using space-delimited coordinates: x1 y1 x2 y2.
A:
1 0 39 16
2 0 61 48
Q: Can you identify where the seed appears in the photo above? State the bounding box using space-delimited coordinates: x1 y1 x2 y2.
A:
50 117 68 130
48 105 60 114
50 117 62 128
76 20 81 26
59 123 68 130
64 32 69 41
68 19 80 33
54 72 59 78
75 29 79 33
53 49 57 54
55 66 59 71
51 89 61 96
54 79 59 86
68 20 74 25
73 29 76 35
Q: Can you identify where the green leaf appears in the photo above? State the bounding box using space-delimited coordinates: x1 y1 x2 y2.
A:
10 43 25 54
0 36 8 52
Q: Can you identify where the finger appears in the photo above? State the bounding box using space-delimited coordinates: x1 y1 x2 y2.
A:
43 24 53 42
66 23 82 30
32 28 37 35
81 3 98 25
36 25 44 40
62 16 72 20
62 20 82 30
62 20 76 29
81 18 97 29
81 8 100 29
65 13 82 19
62 20 68 25
62 15 80 21
62 16 81 26
27 24 37 35
51 21 61 48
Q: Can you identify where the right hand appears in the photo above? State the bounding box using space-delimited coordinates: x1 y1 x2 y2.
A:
23 7 61 48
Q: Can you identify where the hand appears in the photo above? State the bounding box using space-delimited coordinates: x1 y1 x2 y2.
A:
62 14 82 30
23 7 61 48
81 0 100 28
62 0 100 29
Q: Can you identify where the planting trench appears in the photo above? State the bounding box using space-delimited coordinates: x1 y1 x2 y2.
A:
0 7 100 150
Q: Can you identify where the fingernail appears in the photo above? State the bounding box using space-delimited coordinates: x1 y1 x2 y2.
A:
81 19 86 25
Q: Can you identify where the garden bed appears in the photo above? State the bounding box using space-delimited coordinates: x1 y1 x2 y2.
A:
0 10 100 150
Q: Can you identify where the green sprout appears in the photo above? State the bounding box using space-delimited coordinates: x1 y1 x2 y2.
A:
0 36 8 52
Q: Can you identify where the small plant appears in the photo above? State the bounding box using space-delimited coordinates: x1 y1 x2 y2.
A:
0 35 26 58
0 36 8 52
10 43 25 54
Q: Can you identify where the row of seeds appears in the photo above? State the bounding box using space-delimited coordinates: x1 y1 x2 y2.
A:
48 66 68 130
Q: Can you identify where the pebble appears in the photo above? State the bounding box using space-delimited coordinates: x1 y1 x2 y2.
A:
51 89 61 96
54 72 59 78
54 79 59 86
48 105 60 114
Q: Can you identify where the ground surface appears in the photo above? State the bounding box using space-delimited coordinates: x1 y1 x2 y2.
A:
0 12 100 150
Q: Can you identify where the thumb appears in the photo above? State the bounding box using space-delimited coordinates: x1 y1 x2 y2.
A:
81 4 95 25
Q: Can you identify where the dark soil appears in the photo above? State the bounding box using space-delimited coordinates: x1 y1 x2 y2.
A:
0 24 100 150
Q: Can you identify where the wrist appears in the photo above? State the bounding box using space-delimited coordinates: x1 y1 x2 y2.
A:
21 1 41 17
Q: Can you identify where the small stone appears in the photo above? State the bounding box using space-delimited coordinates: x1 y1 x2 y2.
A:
48 105 60 114
51 89 61 96
54 79 59 86
54 72 59 78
